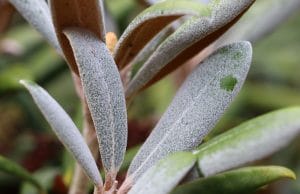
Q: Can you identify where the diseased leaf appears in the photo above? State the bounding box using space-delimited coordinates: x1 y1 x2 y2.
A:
20 80 102 188
114 0 211 69
127 152 196 194
127 42 252 181
171 166 296 194
0 155 45 193
49 0 105 74
195 107 300 177
8 0 61 53
125 0 255 98
63 28 127 178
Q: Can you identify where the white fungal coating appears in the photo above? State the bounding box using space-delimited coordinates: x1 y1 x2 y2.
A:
64 28 127 174
196 107 300 177
128 42 252 181
125 0 254 97
20 80 102 186
8 0 61 54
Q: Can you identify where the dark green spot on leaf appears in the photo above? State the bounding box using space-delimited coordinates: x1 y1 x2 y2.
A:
220 75 238 92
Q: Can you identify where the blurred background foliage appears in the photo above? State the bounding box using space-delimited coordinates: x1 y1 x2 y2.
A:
0 0 300 193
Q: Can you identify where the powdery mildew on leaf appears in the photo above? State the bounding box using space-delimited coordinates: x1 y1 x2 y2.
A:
128 152 196 194
114 0 210 69
20 80 102 186
125 0 255 97
64 28 127 175
8 0 61 53
127 41 252 181
195 106 300 177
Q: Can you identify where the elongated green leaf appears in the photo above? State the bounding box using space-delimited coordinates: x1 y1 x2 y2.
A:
49 0 105 74
221 0 300 44
114 0 211 69
195 107 300 177
0 155 44 193
127 152 196 194
63 28 127 178
171 166 296 194
20 80 102 188
8 0 61 53
127 42 252 181
125 0 255 98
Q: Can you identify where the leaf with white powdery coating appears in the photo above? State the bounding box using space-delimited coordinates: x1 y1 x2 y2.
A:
128 152 196 194
125 0 255 98
195 106 300 177
63 28 127 177
171 166 296 194
49 0 105 74
114 0 211 69
20 80 102 188
127 41 252 181
8 0 61 53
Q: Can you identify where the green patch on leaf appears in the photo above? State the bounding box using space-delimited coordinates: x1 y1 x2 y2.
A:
220 75 238 92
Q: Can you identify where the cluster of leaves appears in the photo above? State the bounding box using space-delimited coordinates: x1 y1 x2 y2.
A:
1 0 300 194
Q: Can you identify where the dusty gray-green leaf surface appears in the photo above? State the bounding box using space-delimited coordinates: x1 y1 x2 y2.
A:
171 166 296 194
127 41 252 181
128 152 196 194
64 28 127 175
195 106 300 177
20 80 102 187
114 0 210 69
125 0 255 97
220 0 300 44
8 0 61 53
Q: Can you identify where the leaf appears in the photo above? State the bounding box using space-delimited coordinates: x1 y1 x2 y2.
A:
129 25 174 80
127 152 196 194
125 0 255 98
63 28 127 178
127 41 252 181
114 0 211 69
0 155 44 193
0 1 14 33
195 106 300 177
8 0 61 53
20 80 102 188
171 166 296 194
220 0 300 44
49 0 105 74
20 168 59 194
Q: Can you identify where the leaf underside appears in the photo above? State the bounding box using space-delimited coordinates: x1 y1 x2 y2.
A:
125 0 255 97
49 0 105 74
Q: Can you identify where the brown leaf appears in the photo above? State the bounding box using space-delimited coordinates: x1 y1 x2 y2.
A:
0 1 14 33
49 0 105 74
